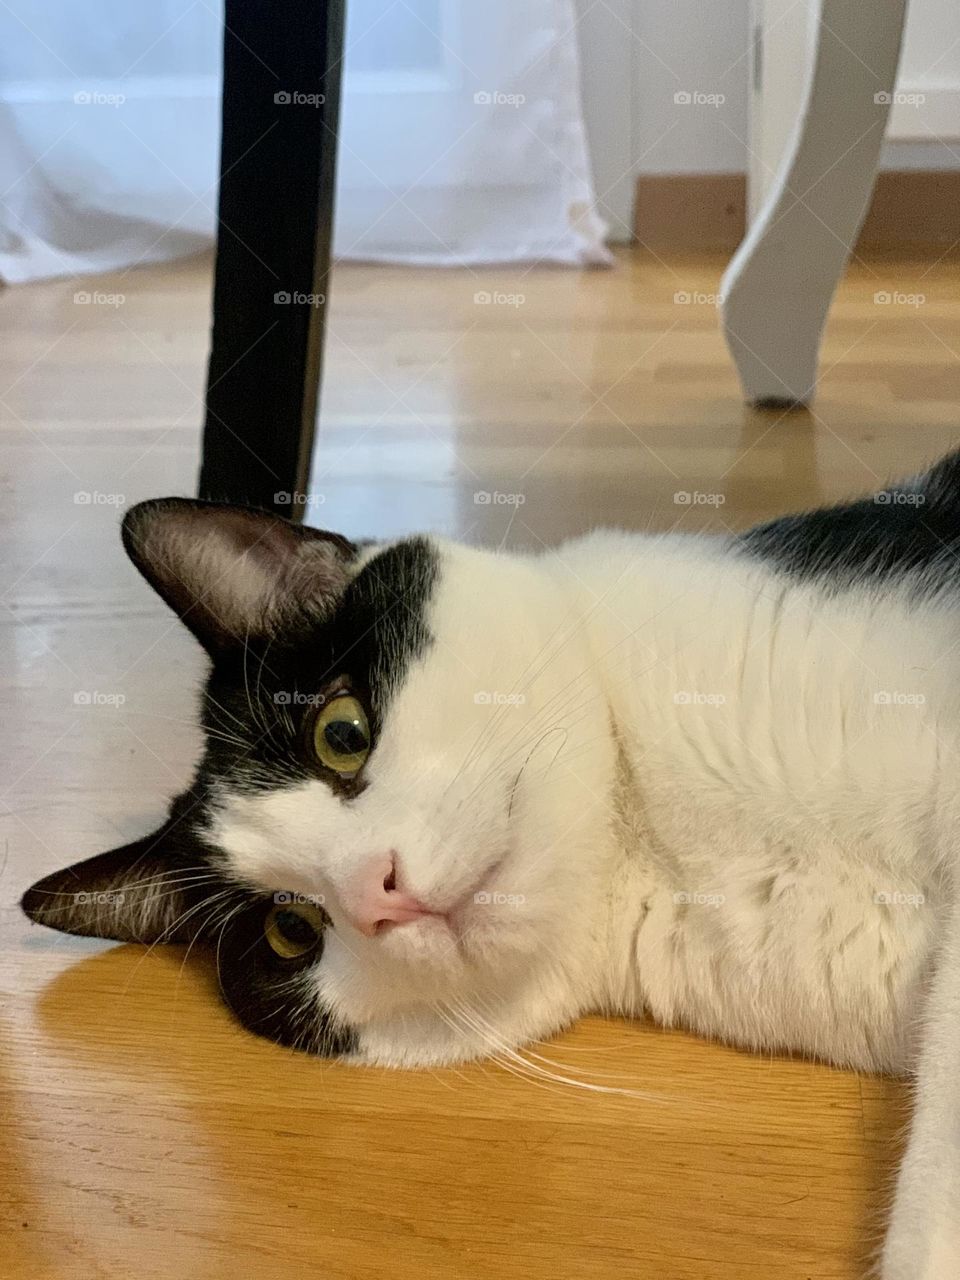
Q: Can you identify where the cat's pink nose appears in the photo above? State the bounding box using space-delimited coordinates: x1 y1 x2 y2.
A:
338 854 437 937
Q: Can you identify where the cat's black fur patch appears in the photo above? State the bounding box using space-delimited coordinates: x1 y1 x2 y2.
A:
196 535 439 795
194 536 436 1048
20 788 217 943
214 896 356 1055
22 528 440 1058
740 448 960 592
191 537 437 1050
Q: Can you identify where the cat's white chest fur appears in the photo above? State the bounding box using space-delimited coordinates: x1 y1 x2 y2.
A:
562 532 960 1073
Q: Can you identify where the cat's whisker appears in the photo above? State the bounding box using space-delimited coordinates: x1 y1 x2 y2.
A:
212 897 267 1012
112 886 239 998
444 999 578 1096
453 996 666 1102
176 890 249 987
204 692 251 737
24 870 222 920
469 987 671 1091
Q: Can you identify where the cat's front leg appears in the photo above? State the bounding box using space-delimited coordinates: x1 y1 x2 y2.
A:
881 883 960 1278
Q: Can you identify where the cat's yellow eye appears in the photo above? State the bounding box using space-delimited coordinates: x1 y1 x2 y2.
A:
264 901 326 960
312 694 371 776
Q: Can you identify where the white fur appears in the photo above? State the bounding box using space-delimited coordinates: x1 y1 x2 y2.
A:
207 530 960 1276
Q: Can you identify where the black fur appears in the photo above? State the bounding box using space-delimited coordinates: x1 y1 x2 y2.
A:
22 514 440 1058
214 896 357 1055
196 535 439 795
740 448 960 592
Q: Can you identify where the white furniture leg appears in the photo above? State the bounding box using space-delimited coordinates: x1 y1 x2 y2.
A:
720 0 908 406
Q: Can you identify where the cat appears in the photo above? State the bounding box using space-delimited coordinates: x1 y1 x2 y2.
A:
22 449 960 1280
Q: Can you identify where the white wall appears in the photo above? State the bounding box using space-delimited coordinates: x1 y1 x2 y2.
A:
886 0 960 165
631 0 751 174
620 0 960 176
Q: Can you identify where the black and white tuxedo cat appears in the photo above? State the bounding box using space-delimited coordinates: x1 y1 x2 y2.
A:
25 450 960 1279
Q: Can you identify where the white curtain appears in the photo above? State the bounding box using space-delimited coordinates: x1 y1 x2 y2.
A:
0 0 610 283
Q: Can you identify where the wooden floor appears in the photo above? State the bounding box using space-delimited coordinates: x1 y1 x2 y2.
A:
3 246 959 1279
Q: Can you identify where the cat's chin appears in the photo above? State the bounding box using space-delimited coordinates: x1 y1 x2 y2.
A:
345 1006 571 1070
324 914 542 1031
332 946 587 1069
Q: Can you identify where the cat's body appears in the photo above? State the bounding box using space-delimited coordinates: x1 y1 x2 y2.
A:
23 452 960 1278
573 530 949 1076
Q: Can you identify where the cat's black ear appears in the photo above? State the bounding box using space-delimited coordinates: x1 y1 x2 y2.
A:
121 498 356 656
20 822 219 945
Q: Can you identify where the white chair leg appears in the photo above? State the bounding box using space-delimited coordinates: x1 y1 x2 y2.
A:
720 0 908 406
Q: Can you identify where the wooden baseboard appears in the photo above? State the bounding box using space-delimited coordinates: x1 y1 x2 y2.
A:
634 170 960 253
633 175 747 253
857 170 960 251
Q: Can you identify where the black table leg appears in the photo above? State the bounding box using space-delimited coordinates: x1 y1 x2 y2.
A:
199 0 346 520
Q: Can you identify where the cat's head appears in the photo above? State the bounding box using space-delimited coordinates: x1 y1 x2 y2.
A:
22 500 617 1065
